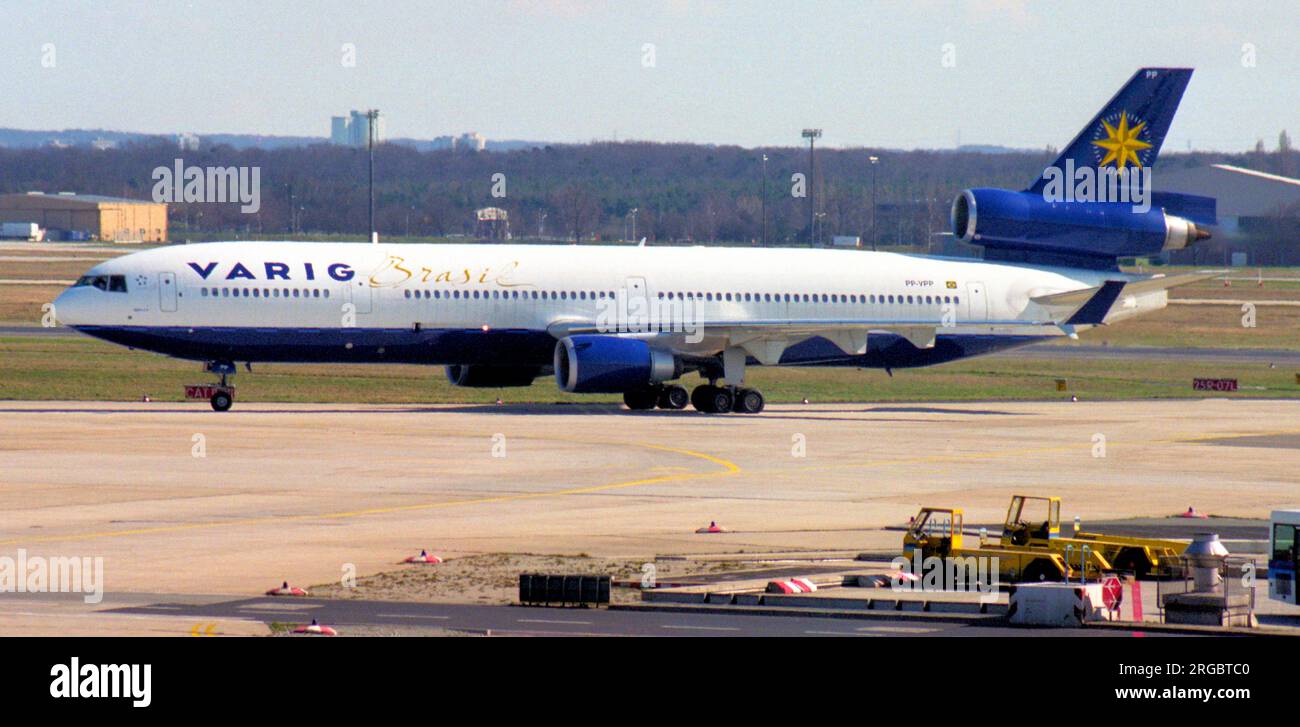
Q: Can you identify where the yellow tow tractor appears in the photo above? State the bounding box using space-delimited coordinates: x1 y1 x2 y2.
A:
903 506 1110 584
1000 495 1186 577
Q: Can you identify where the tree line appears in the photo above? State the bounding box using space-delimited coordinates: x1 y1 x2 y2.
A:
0 137 1294 253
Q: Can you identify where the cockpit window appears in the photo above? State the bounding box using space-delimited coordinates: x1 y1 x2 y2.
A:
73 275 128 293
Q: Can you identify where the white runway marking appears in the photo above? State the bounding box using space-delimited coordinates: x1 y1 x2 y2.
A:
856 625 939 633
661 624 740 632
376 613 451 620
516 618 593 625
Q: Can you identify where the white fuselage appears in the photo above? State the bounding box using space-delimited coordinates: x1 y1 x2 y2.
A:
54 241 1170 370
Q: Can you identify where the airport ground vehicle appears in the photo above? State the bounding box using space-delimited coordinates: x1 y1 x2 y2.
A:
903 507 1106 583
903 496 1190 584
1 222 44 240
1000 495 1186 577
1270 509 1299 605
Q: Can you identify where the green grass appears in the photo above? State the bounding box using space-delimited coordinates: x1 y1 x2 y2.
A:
3 335 1298 404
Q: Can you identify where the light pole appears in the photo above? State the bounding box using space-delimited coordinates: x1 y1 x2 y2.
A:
760 153 768 246
869 155 879 251
366 109 379 243
630 207 638 242
802 129 821 246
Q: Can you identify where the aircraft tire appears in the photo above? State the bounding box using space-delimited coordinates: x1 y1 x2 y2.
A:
623 388 660 411
735 388 765 414
658 385 689 410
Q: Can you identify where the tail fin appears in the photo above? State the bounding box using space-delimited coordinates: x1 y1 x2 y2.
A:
1027 68 1192 194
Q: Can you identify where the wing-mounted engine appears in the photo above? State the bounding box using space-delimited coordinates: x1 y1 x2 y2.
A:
445 364 543 387
554 335 681 393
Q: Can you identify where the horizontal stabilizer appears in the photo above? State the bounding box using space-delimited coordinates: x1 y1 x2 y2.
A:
1152 191 1217 226
1064 280 1126 325
1033 271 1223 327
1120 270 1224 296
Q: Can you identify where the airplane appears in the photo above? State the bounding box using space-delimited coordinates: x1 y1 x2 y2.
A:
54 68 1216 414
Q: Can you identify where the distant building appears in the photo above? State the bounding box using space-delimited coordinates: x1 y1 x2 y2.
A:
456 132 486 152
0 192 167 243
177 132 201 151
330 116 349 145
329 111 385 147
474 207 510 239
90 138 116 151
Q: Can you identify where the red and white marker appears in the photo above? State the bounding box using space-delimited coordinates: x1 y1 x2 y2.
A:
292 619 337 636
766 577 818 594
266 581 309 597
403 550 443 564
695 521 727 534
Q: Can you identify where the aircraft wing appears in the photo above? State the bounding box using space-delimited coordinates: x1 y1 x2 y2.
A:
549 316 1052 363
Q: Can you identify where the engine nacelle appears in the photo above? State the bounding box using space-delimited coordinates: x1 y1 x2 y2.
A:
951 188 1210 262
554 336 680 393
445 364 541 388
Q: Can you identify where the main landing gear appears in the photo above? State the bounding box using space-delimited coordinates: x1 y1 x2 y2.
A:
623 383 764 414
690 384 765 414
623 384 689 411
689 345 764 414
623 346 766 414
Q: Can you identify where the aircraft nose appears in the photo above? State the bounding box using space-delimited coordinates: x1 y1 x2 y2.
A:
52 285 89 327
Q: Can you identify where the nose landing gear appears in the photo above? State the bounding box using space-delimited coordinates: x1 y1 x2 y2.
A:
184 361 237 411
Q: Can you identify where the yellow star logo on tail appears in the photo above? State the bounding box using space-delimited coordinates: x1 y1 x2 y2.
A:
1092 111 1152 169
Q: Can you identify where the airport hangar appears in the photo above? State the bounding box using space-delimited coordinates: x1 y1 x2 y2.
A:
0 192 167 242
1158 164 1300 266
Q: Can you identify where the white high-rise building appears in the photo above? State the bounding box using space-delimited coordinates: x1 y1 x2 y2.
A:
329 111 385 147
330 116 350 145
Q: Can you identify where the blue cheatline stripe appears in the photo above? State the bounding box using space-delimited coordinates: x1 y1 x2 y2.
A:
71 325 1053 370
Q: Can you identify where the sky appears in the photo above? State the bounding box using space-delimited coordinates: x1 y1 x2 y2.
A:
3 0 1298 151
